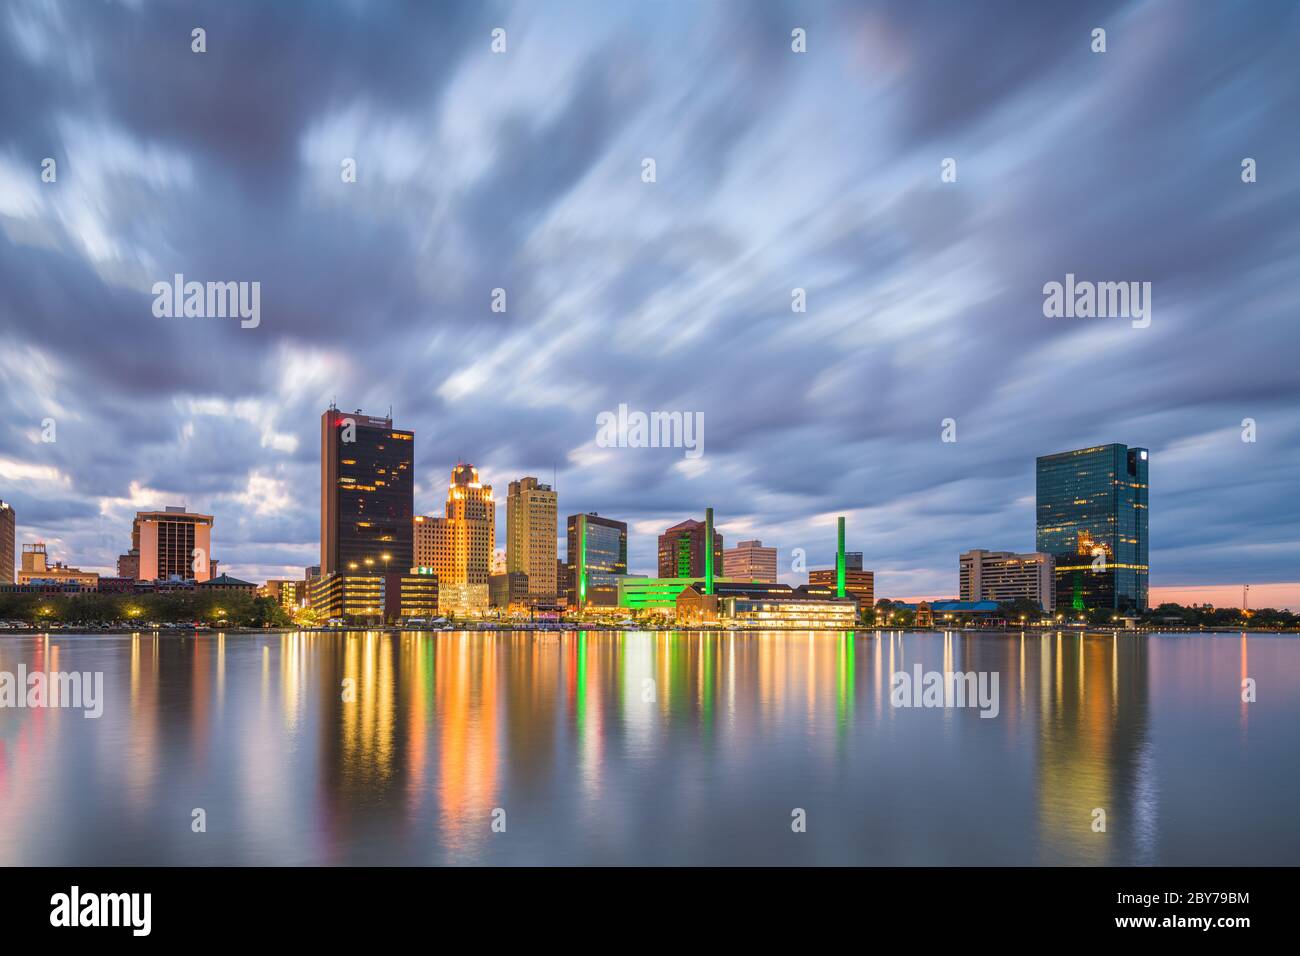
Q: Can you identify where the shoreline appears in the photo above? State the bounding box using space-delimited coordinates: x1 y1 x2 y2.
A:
1 625 1295 636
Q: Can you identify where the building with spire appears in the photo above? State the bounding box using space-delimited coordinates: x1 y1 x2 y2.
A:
413 463 494 613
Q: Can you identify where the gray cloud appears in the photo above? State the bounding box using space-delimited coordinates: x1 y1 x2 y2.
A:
0 0 1297 601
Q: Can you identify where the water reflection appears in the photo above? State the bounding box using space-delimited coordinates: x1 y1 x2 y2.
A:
0 630 1296 865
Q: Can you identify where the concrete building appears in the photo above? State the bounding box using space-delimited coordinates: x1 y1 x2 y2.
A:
722 539 777 583
0 500 14 584
17 543 99 589
131 507 214 582
413 463 494 588
116 550 139 579
556 558 573 607
506 477 557 601
959 549 1055 610
809 567 874 611
489 571 530 609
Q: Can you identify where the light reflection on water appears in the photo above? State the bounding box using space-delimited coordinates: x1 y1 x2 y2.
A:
0 630 1296 865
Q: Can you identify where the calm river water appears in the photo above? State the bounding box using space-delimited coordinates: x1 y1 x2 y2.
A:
0 629 1295 865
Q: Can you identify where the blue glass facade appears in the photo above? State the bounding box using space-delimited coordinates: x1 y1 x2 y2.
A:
566 513 628 607
1036 444 1148 612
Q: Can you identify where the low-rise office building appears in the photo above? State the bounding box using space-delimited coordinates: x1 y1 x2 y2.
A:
489 571 530 608
676 581 857 629
959 549 1055 610
808 567 874 611
17 544 99 589
311 571 438 624
436 581 489 616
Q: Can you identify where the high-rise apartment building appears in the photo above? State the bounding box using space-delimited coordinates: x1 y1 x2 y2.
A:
722 539 777 583
130 507 214 581
507 477 557 600
566 512 628 607
0 500 14 584
1036 443 1149 611
320 405 414 577
959 549 1055 610
657 517 723 579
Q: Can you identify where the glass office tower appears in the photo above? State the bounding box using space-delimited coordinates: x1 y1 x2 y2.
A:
1036 443 1148 612
566 513 628 607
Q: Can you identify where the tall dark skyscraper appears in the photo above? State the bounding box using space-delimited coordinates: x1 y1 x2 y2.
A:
1036 443 1149 612
566 512 627 607
320 405 414 576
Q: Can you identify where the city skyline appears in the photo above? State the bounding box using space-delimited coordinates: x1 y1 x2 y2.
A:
1 2 1297 606
3 412 1298 610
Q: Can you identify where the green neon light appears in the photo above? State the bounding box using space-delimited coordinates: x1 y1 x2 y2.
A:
578 515 587 606
836 516 846 598
705 507 714 596
576 631 587 735
837 630 854 733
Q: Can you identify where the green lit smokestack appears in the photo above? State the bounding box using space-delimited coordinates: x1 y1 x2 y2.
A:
705 507 715 595
836 516 846 598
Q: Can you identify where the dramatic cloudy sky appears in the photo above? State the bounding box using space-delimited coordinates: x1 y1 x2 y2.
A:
1 0 1297 605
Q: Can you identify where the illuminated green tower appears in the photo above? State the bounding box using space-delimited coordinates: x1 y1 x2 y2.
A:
705 507 715 595
836 516 846 598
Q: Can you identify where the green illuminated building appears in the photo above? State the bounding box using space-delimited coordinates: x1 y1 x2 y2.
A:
656 516 724 581
618 576 739 611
